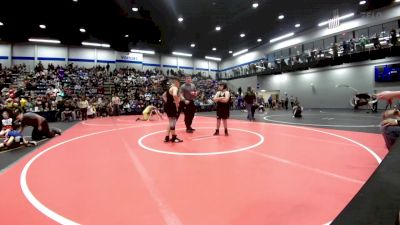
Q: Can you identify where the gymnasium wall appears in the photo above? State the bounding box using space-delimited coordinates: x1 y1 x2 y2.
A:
0 43 218 77
220 4 400 73
253 57 400 109
0 43 12 68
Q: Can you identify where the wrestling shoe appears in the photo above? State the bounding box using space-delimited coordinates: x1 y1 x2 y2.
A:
171 137 183 143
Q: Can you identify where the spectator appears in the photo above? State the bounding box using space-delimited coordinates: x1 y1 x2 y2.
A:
78 96 89 120
244 87 256 121
390 28 398 47
293 102 303 118
373 33 382 50
111 94 121 116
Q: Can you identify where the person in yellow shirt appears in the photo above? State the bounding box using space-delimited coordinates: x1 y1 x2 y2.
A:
136 105 163 121
20 97 28 108
5 98 19 111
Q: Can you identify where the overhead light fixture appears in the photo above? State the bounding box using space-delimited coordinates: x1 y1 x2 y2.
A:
229 50 233 54
295 23 301 28
318 12 354 26
252 3 259 8
215 26 221 31
240 33 246 38
278 15 285 20
79 28 86 33
205 56 221 61
0 22 4 26
39 24 46 29
359 0 366 5
178 17 184 22
395 0 400 2
131 49 155 54
270 32 295 43
212 47 217 51
190 43 196 48
72 0 78 2
172 51 192 57
125 34 129 38
232 49 248 57
257 38 262 42
82 42 110 48
132 7 138 12
28 38 61 44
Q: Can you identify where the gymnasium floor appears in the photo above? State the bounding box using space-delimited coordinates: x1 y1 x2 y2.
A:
0 109 388 225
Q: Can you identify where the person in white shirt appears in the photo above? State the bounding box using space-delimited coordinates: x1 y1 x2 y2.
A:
78 96 89 120
111 94 121 116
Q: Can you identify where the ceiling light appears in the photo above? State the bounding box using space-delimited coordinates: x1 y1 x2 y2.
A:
125 34 129 38
232 49 248 57
318 12 354 26
252 3 259 8
229 50 233 54
82 42 110 48
278 15 285 20
39 24 46 29
240 33 246 38
205 56 221 61
178 17 184 22
257 38 262 42
395 0 400 2
79 28 86 33
0 22 4 26
132 7 138 12
270 32 295 43
190 43 196 48
72 0 78 2
29 38 61 44
172 51 192 57
295 23 301 28
359 0 366 5
212 47 217 51
215 26 221 31
131 49 155 55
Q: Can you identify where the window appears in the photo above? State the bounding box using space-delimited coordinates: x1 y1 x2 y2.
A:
274 51 282 59
323 36 335 49
369 24 383 38
336 32 353 44
303 42 314 54
281 48 289 58
383 21 398 37
355 28 368 39
290 46 301 56
267 54 275 62
314 39 324 50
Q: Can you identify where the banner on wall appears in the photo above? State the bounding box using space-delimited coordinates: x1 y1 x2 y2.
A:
117 52 143 62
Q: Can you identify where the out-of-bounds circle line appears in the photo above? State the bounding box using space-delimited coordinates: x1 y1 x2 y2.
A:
19 121 382 225
82 121 249 126
264 116 380 128
138 127 265 156
270 123 382 164
268 113 381 119
20 123 157 225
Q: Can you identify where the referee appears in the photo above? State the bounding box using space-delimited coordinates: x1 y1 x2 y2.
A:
180 75 198 133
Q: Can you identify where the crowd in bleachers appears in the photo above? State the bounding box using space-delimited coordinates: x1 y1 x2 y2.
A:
221 28 400 79
0 62 220 122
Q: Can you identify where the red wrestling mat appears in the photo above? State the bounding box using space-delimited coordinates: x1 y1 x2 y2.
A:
0 116 387 225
